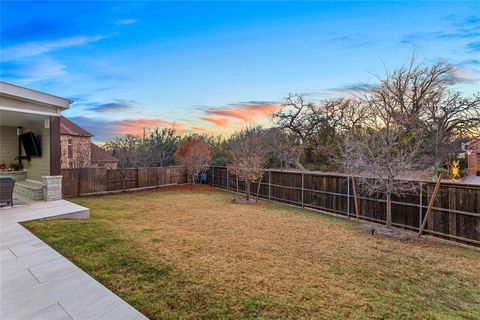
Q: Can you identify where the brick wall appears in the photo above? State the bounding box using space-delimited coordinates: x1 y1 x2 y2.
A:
60 135 91 169
468 140 480 176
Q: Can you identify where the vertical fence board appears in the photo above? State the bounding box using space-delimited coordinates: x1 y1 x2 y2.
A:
62 166 187 196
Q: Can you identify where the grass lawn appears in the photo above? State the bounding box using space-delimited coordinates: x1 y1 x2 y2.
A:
24 186 480 320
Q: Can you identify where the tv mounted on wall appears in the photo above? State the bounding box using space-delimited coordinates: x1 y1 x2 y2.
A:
20 132 41 157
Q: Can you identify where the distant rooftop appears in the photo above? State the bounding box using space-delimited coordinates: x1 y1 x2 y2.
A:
60 116 93 137
91 143 118 163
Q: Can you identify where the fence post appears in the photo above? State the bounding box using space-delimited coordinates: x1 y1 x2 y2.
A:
226 167 229 190
347 176 350 218
351 176 360 224
418 182 423 229
268 170 271 200
136 167 139 188
212 166 215 186
301 172 304 208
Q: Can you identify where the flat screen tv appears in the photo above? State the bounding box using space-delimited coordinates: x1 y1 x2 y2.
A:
20 132 41 157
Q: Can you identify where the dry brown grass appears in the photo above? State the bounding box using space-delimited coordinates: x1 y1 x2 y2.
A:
26 186 480 319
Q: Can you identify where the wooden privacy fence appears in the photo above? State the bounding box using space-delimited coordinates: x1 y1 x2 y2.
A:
209 166 480 246
62 166 187 196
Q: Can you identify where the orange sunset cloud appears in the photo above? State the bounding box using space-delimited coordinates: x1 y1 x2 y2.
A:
191 126 207 132
200 116 230 126
201 102 281 127
111 118 184 136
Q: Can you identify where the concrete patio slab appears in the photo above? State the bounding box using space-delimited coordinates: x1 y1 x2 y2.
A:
0 199 148 320
19 302 72 320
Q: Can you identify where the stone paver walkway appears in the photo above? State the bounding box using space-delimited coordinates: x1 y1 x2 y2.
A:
1 200 148 320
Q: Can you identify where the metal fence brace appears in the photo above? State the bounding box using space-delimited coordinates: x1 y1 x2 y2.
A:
419 182 423 228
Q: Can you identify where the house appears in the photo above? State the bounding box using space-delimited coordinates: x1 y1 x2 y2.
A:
91 142 119 168
60 116 118 169
0 81 70 201
467 137 480 176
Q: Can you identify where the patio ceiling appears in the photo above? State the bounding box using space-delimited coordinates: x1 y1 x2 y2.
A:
0 109 50 127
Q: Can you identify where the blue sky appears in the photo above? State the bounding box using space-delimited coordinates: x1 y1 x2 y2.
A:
1 1 479 141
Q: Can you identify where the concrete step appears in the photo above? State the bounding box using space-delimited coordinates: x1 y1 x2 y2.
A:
14 180 43 201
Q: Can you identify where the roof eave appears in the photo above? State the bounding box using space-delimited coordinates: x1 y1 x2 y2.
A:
0 81 71 110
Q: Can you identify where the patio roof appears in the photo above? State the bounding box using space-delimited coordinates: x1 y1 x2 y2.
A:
0 81 71 110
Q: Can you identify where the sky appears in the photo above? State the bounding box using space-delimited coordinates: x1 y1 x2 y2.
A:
1 1 479 142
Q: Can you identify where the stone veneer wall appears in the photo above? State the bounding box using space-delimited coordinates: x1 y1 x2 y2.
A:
42 175 62 201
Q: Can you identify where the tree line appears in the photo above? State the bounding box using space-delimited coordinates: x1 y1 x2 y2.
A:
101 57 479 226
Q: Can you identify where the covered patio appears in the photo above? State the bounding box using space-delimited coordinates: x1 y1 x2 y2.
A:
0 82 68 203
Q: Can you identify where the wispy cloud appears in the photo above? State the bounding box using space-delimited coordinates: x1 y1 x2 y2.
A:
191 126 207 132
1 35 104 61
68 116 183 141
86 99 139 113
112 118 183 135
0 58 66 83
200 116 229 127
402 14 480 45
202 101 281 124
445 67 479 85
327 82 375 94
325 33 372 48
457 59 480 67
115 19 136 25
467 41 480 52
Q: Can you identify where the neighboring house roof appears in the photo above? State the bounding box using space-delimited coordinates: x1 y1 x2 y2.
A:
91 143 118 163
60 116 93 137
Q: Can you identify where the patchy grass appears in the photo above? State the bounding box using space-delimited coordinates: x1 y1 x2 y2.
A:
24 186 480 319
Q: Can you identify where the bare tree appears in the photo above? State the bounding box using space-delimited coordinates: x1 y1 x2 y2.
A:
368 57 480 166
268 128 303 170
273 94 367 170
229 126 271 201
104 135 139 190
343 125 427 227
137 128 179 187
274 57 479 173
343 60 442 227
424 91 480 165
62 141 91 196
174 137 212 183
